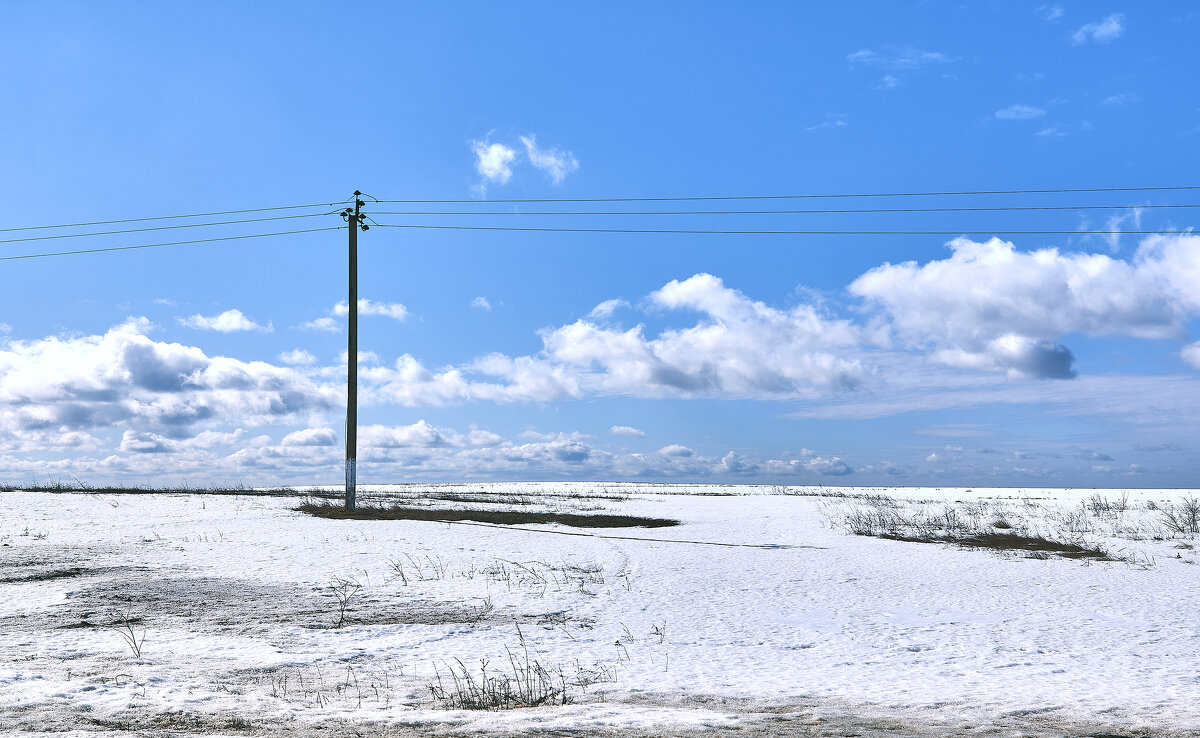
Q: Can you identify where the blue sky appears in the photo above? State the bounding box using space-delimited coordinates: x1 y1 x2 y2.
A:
1 2 1198 487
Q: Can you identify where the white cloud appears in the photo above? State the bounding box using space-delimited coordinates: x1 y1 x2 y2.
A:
610 425 645 437
334 299 408 321
520 135 579 185
589 299 628 319
1036 125 1067 138
278 349 317 365
0 323 10 334
301 317 340 332
361 274 865 406
1036 5 1065 21
179 309 272 333
552 273 864 396
764 455 853 476
878 75 900 90
1102 93 1137 106
1073 13 1125 44
281 427 337 446
658 444 694 457
472 139 517 184
119 429 177 454
471 296 492 311
1183 342 1200 369
803 114 849 132
995 104 1046 120
850 235 1200 378
0 320 337 440
360 420 447 448
467 429 503 446
846 47 953 70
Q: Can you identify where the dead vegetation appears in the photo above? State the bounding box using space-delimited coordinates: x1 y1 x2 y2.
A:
296 500 678 528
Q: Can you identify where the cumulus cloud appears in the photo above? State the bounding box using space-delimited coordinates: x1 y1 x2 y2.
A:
995 104 1045 120
610 425 645 437
541 273 865 397
360 420 446 448
520 135 579 185
334 299 408 321
301 317 340 332
764 455 853 476
471 296 492 311
850 235 1200 378
658 444 694 457
1183 341 1200 369
1073 13 1125 44
472 139 517 184
179 309 272 333
361 274 865 406
281 427 337 446
279 349 317 366
467 429 503 446
0 320 337 441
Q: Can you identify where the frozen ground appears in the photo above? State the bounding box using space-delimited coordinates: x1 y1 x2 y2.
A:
1 483 1198 737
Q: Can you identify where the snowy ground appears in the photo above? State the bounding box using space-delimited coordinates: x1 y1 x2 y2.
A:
1 483 1198 737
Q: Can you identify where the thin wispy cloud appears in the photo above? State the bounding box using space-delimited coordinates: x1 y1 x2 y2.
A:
1036 5 1065 22
804 114 849 132
1073 13 1125 45
995 104 1046 120
589 298 628 319
847 46 954 90
520 135 579 185
1103 93 1138 105
471 296 492 311
846 47 953 70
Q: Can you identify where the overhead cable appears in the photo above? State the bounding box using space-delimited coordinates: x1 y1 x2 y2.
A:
373 224 1193 236
0 227 341 262
0 201 341 235
371 203 1197 217
374 184 1200 205
0 213 331 246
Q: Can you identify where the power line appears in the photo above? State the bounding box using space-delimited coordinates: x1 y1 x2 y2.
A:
0 227 341 262
372 224 1194 236
0 201 340 235
371 203 1198 217
374 184 1200 205
0 212 331 246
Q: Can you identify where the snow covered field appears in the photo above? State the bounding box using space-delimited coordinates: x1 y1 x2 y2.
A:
1 484 1198 737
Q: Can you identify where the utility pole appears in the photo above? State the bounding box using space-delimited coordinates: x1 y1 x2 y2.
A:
342 192 367 511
